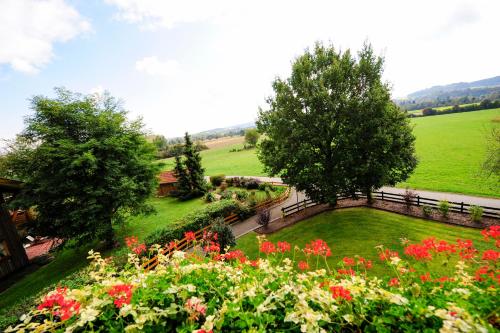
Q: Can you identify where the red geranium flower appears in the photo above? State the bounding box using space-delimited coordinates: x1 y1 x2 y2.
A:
420 272 431 282
404 244 432 261
298 261 309 271
330 285 352 301
343 257 355 266
388 277 400 287
379 249 399 261
304 239 331 257
482 249 499 262
277 241 291 253
337 268 355 276
38 287 80 321
260 241 276 254
184 231 197 242
108 284 134 308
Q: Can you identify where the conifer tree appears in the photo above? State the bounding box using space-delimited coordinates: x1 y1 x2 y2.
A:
173 154 191 197
183 132 206 197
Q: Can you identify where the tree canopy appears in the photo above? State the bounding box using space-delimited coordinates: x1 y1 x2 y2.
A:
1 88 158 246
257 43 417 204
244 128 260 147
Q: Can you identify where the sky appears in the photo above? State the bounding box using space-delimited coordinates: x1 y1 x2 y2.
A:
0 0 499 140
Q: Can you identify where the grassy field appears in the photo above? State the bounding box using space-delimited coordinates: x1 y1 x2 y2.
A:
235 208 488 276
159 109 499 197
400 109 499 197
158 144 266 176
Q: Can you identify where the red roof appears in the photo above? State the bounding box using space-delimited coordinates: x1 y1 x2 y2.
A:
159 171 177 184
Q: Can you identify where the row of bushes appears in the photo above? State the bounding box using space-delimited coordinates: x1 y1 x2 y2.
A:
144 199 254 247
421 201 484 222
409 99 500 118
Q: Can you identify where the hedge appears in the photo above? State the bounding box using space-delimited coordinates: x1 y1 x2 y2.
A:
144 199 253 246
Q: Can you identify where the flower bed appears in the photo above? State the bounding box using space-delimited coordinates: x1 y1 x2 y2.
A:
5 226 499 332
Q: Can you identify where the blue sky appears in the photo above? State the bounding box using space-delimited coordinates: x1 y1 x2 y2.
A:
1 0 499 141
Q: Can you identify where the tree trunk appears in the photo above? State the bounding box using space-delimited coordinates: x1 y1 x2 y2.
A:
102 218 115 249
366 188 373 204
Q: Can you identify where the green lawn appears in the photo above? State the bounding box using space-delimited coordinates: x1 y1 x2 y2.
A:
160 109 499 197
399 109 499 197
235 208 488 276
0 196 206 323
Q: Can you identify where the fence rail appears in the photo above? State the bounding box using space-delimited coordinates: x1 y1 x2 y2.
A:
281 191 500 219
143 186 291 271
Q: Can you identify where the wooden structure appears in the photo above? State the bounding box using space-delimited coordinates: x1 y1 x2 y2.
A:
157 171 178 196
0 178 29 279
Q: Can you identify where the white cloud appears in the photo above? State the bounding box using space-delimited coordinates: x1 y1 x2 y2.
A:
135 57 180 76
0 0 90 74
105 0 231 30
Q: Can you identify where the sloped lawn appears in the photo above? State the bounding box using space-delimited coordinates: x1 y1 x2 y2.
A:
235 207 488 276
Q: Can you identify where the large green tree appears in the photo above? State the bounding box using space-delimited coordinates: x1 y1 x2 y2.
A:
2 88 158 246
257 43 417 205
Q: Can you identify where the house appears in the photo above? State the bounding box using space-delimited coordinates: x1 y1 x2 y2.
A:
0 178 29 279
157 171 178 196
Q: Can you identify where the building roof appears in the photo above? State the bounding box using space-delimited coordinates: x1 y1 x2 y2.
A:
0 177 23 192
158 171 177 184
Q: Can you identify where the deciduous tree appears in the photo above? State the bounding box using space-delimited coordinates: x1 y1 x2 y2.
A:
2 88 157 246
257 42 417 205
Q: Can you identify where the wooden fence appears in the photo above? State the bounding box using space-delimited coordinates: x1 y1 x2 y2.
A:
282 191 500 219
142 186 291 271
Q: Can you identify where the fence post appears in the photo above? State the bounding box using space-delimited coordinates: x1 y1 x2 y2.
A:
460 202 464 213
381 191 384 201
417 195 420 206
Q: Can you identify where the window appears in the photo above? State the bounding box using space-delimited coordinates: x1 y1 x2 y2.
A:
0 240 10 258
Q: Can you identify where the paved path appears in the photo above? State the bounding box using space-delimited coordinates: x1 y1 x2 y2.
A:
228 175 500 239
231 187 304 238
226 175 500 208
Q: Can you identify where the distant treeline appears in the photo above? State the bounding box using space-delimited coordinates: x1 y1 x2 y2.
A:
408 99 500 118
167 129 245 144
396 86 500 111
149 135 208 159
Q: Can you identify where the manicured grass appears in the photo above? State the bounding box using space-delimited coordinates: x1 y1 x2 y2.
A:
117 196 206 241
399 108 499 197
160 109 499 197
158 143 265 176
235 208 488 276
0 196 206 316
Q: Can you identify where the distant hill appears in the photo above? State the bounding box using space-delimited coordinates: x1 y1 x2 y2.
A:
166 122 255 143
396 75 500 111
408 76 500 99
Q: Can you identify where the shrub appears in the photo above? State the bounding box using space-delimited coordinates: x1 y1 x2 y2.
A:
204 192 216 203
144 200 253 246
422 108 437 116
469 205 483 223
265 189 272 200
234 189 249 201
403 188 416 210
422 205 433 217
438 200 450 217
248 191 257 208
210 174 225 187
210 217 236 252
257 209 271 227
220 190 233 200
225 177 234 186
219 181 228 191
245 179 260 190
